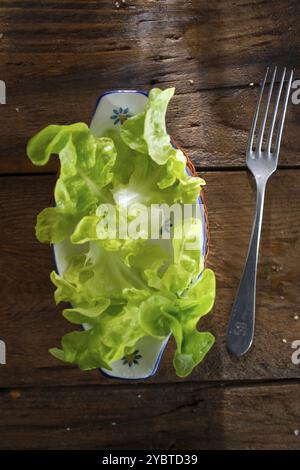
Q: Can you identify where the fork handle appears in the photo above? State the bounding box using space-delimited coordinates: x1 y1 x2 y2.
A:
227 182 266 357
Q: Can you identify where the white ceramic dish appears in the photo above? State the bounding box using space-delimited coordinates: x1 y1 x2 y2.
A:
53 90 207 380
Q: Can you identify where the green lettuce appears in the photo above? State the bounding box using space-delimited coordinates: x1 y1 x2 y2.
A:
27 123 116 244
27 87 215 377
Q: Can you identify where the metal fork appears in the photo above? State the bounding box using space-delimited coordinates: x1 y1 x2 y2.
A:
227 66 294 357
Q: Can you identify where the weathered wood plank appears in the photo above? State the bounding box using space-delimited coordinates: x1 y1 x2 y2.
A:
0 170 299 387
0 381 299 449
0 85 299 174
0 0 299 172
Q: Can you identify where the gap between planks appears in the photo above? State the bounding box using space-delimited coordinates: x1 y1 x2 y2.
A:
2 376 300 393
0 166 300 178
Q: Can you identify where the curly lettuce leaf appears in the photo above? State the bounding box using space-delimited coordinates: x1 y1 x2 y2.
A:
50 269 215 374
120 88 180 165
50 238 214 376
28 87 216 377
140 269 216 377
27 124 117 243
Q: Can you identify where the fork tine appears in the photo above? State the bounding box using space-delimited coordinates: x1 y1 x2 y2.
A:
273 69 294 158
247 67 269 153
257 66 277 152
266 68 286 154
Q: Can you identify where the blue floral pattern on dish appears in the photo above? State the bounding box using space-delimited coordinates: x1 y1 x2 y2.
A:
110 106 132 125
122 349 142 367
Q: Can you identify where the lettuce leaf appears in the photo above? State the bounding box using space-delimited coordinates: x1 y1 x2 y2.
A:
121 88 179 165
27 87 216 377
27 123 117 243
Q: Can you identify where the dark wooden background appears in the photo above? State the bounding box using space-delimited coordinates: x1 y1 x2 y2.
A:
1 0 300 450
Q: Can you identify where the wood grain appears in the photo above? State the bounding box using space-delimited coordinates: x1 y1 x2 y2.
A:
1 1 300 450
0 381 299 449
1 170 299 387
1 84 299 174
0 0 300 172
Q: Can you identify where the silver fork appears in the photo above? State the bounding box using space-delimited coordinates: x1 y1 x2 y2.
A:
227 66 294 357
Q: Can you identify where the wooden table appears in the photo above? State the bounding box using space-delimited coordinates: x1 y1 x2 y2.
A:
1 0 300 450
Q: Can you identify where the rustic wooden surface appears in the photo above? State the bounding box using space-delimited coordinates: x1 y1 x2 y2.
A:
1 0 300 450
1 0 300 172
0 382 300 450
